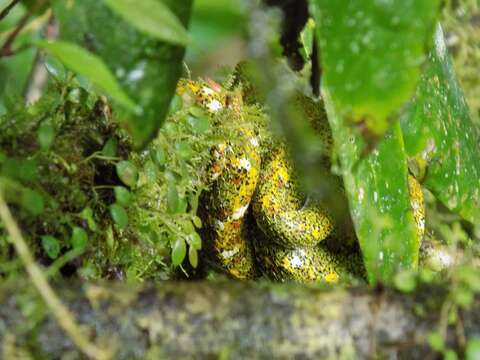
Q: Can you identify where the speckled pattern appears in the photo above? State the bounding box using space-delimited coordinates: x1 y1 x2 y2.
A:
408 174 425 242
177 78 426 283
252 147 334 248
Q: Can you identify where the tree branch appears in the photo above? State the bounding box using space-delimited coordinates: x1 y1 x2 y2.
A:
0 281 477 359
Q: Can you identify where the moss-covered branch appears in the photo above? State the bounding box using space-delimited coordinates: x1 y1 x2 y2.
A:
0 281 478 358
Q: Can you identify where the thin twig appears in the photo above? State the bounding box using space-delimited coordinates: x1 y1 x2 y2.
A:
0 191 111 360
0 11 31 57
0 0 20 22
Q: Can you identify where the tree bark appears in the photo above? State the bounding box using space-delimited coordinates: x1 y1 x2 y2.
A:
0 281 477 359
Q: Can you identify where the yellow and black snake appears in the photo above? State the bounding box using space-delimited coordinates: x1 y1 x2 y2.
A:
177 77 426 283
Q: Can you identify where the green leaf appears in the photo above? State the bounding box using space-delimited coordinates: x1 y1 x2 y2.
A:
394 270 417 293
2 158 38 181
187 115 210 134
80 207 97 231
323 89 420 284
175 142 193 159
153 148 167 166
188 246 198 268
192 216 202 229
114 186 132 206
20 189 44 216
116 161 139 187
35 40 138 113
311 0 440 134
101 138 118 157
37 123 55 149
109 203 129 229
427 332 444 352
166 182 179 214
171 238 186 266
466 339 480 360
400 26 480 224
190 232 202 250
41 235 60 259
53 0 193 146
71 227 88 250
102 0 189 46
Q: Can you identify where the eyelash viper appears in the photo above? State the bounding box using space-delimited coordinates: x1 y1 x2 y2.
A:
177 77 426 283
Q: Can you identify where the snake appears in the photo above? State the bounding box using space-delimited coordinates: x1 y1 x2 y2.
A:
176 77 426 283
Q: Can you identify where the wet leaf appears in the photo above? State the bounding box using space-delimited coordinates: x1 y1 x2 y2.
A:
35 40 138 113
323 89 420 284
53 0 193 146
102 0 189 45
171 237 186 266
400 26 480 224
311 0 440 134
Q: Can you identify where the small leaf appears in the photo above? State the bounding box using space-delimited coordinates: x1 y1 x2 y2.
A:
190 232 202 250
167 182 179 214
20 189 44 216
35 40 138 113
187 115 210 134
114 186 132 206
153 148 167 166
192 216 202 229
466 339 480 360
175 142 193 159
394 270 417 293
116 160 138 187
444 350 458 360
102 0 189 46
71 227 88 250
188 246 198 268
37 123 55 149
109 203 129 228
102 138 118 157
80 207 97 231
427 332 444 352
171 238 186 266
2 158 38 181
41 236 60 259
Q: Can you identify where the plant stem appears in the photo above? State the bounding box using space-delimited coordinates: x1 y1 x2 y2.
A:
0 192 111 360
0 0 20 22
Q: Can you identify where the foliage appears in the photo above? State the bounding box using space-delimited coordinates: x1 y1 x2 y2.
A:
0 0 479 357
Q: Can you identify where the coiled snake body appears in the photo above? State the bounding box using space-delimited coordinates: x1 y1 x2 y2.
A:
177 78 425 283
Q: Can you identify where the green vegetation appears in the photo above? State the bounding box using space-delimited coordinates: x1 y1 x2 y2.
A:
0 0 479 358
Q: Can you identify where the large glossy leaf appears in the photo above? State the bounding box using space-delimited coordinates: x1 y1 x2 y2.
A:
323 89 420 284
102 0 189 46
310 0 440 134
53 0 192 146
401 26 480 224
36 40 138 112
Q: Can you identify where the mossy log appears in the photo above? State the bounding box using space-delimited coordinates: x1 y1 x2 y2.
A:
0 281 478 359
